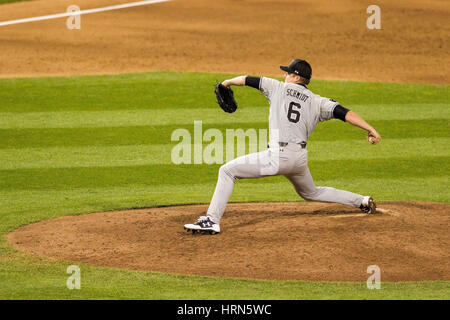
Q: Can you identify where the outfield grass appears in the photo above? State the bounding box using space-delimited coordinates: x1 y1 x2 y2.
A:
0 71 449 299
0 0 29 4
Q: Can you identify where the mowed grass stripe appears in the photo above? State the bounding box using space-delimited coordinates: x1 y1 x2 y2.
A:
0 104 448 129
0 72 261 113
0 72 447 113
0 119 448 149
0 138 449 169
308 137 450 160
0 109 264 129
0 157 447 191
0 144 169 169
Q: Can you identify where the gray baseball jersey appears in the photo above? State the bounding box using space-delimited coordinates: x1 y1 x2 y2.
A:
258 77 339 146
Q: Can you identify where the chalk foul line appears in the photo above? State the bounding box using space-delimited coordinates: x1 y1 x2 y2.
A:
0 0 171 27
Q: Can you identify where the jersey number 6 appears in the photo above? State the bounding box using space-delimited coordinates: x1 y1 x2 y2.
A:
287 102 302 123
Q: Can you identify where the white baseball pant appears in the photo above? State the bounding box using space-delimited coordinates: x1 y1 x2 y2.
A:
206 143 364 224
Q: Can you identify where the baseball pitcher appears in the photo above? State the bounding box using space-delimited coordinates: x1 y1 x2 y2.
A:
184 59 381 234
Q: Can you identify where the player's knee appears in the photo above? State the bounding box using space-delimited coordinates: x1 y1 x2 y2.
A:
299 189 321 201
219 164 235 180
300 194 315 201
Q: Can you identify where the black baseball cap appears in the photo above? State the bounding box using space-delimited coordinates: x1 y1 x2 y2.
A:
280 59 312 79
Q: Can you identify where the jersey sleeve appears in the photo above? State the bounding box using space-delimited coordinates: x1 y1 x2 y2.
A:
245 76 261 89
318 96 340 122
333 105 350 122
259 77 282 100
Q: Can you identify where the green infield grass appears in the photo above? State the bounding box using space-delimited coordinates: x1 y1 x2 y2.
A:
0 71 449 299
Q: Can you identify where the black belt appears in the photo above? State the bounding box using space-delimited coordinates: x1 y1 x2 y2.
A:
269 142 307 149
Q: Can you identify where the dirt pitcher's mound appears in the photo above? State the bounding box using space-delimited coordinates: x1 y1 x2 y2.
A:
8 201 450 282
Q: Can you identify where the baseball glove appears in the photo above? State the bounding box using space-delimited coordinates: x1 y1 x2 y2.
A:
214 83 238 113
